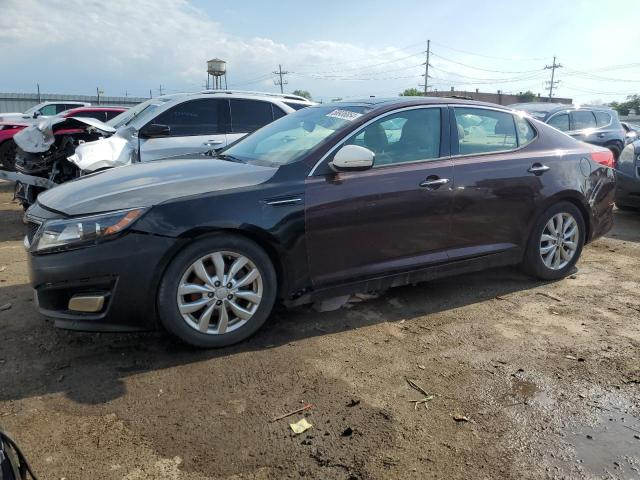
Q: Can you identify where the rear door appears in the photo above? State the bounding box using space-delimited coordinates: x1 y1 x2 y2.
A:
448 106 541 260
305 106 454 287
226 99 282 145
139 98 228 161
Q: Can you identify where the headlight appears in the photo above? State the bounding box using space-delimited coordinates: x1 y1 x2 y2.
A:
31 207 147 253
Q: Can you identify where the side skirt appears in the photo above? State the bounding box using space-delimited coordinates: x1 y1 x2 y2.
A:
285 250 522 307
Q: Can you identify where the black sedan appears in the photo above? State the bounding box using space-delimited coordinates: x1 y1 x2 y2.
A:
24 97 615 347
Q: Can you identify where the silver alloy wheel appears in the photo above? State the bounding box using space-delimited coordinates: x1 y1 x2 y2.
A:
177 251 263 335
539 212 579 270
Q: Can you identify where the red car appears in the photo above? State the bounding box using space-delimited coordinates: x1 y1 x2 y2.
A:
0 106 127 170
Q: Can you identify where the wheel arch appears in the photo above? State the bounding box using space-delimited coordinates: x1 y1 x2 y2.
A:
159 226 289 300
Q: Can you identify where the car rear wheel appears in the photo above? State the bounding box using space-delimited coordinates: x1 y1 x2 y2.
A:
157 234 277 347
522 202 585 280
0 140 17 171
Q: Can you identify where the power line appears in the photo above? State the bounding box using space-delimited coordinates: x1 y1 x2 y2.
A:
544 56 563 98
430 52 543 74
429 40 549 62
273 64 289 93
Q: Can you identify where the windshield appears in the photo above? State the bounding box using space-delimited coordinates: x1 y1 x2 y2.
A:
23 102 47 115
222 105 371 166
108 97 172 129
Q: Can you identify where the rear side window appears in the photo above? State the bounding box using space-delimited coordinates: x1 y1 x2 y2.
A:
284 102 310 111
70 111 107 121
515 116 536 147
548 113 569 131
454 108 517 155
272 105 286 120
348 107 441 166
105 110 124 121
571 110 597 130
594 111 612 127
152 99 224 136
230 99 274 133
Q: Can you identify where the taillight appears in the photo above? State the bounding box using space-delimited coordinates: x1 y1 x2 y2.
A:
591 150 614 168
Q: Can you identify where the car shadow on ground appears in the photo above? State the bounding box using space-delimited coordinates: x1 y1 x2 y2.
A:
0 265 550 407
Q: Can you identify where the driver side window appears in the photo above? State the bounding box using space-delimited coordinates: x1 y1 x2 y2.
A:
348 108 441 166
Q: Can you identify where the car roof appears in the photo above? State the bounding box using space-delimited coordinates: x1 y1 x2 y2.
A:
64 106 127 112
331 96 510 111
509 102 615 115
152 90 315 105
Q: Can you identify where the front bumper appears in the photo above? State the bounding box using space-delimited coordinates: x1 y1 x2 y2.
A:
28 232 179 332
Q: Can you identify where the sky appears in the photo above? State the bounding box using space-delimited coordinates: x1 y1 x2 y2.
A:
2 0 639 104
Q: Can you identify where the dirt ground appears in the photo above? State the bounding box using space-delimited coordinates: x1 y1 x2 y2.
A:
0 180 639 480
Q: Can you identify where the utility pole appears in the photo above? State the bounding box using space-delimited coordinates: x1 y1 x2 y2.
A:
422 40 431 95
544 56 562 99
149 89 153 98
36 83 41 103
273 64 289 94
159 84 163 96
96 86 100 105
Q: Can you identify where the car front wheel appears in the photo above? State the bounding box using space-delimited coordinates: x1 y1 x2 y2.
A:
157 234 277 347
522 202 585 280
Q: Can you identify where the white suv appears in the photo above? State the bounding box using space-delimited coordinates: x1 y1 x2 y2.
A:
69 91 314 172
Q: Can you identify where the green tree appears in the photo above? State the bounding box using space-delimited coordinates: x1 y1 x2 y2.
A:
292 89 312 100
517 90 537 102
400 88 423 96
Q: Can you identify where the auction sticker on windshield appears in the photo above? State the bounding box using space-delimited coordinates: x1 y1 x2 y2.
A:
326 109 363 121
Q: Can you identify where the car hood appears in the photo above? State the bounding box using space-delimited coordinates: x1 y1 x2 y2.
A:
14 116 116 153
37 158 277 216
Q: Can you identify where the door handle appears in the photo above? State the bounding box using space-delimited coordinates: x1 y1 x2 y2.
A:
419 177 450 189
528 164 550 175
597 133 606 138
203 140 223 147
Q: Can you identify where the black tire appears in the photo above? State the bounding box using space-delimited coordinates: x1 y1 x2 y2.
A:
157 234 277 348
0 140 17 171
522 201 585 280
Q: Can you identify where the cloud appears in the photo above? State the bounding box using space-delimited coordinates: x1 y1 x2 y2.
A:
0 0 425 99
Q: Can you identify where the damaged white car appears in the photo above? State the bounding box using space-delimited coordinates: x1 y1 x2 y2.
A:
69 90 314 173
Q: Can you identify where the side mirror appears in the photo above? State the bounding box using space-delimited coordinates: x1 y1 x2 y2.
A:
33 111 41 119
139 123 171 138
330 144 374 171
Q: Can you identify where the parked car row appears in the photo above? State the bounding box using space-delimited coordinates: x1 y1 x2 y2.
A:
0 100 91 123
23 96 615 347
3 91 315 208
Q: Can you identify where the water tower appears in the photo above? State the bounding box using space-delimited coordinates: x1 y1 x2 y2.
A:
207 58 227 90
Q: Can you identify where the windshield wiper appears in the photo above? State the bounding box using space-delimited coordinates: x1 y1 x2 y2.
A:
215 153 245 163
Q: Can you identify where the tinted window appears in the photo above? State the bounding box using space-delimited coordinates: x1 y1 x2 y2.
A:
571 110 596 130
38 104 57 116
65 104 81 111
594 111 611 127
284 102 310 111
272 105 286 120
105 110 124 121
548 113 569 132
152 99 224 136
70 111 107 121
454 108 517 155
515 116 536 147
349 108 441 166
230 99 274 133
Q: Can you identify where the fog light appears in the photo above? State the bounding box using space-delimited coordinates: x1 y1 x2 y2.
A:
68 295 105 313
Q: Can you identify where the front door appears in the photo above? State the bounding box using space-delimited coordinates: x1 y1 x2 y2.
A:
305 106 453 287
139 98 228 161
